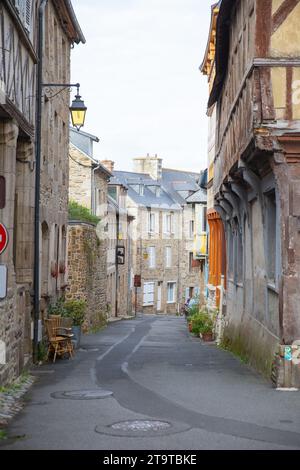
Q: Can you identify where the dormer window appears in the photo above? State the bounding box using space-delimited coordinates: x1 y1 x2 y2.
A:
15 0 32 32
130 184 144 196
148 186 161 197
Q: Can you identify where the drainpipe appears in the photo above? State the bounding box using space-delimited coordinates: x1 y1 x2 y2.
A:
33 0 48 363
115 209 120 317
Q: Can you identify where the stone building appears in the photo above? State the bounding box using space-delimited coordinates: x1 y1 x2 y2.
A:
109 156 207 315
68 129 111 327
202 0 300 386
105 162 133 318
0 0 84 385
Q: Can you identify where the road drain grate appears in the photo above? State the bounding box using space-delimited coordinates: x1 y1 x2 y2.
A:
111 420 171 432
51 390 113 400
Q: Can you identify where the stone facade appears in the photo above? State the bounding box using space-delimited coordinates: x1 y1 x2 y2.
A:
0 1 37 385
106 183 133 318
0 1 84 386
66 223 107 332
68 131 112 323
110 157 207 315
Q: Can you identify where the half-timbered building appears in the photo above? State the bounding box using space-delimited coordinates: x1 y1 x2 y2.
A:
205 0 300 386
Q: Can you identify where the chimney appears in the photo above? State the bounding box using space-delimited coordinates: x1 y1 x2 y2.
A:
133 154 163 180
101 160 115 173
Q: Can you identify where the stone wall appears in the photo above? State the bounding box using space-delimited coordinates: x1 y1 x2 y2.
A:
69 144 92 210
39 0 73 310
130 205 204 315
66 223 107 332
0 122 34 386
106 194 132 319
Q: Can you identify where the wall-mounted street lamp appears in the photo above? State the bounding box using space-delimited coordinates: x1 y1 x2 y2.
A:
42 83 87 131
33 0 87 363
70 85 87 131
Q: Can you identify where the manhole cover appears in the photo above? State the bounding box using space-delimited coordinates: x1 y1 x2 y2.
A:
95 419 191 437
51 389 113 400
111 420 171 432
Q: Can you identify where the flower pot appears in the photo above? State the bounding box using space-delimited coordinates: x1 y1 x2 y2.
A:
200 332 214 342
72 325 82 349
188 322 193 332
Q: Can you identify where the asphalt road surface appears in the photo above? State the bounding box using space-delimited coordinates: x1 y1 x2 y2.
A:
1 315 300 450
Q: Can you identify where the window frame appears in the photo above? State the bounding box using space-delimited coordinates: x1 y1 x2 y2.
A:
148 246 156 269
165 246 172 268
143 281 155 306
167 281 177 304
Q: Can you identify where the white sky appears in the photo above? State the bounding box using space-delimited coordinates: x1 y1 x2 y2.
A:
71 0 214 173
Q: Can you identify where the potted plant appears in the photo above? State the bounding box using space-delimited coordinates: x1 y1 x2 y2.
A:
62 299 86 349
48 297 67 317
198 311 215 342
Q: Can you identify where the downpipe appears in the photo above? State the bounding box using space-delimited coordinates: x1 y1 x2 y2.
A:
33 0 48 363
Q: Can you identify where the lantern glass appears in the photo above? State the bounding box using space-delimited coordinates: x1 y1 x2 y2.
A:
70 94 87 131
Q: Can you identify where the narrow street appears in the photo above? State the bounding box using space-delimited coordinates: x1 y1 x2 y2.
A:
1 316 300 450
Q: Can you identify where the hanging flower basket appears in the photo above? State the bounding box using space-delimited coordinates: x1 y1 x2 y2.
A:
51 262 58 278
59 261 66 274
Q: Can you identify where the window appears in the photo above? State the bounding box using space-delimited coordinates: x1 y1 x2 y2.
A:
0 177 5 209
148 246 156 268
108 186 117 201
167 282 176 303
189 220 194 238
148 186 161 197
143 282 155 306
189 252 194 272
202 207 207 232
163 213 173 234
265 191 277 282
229 218 243 284
165 246 172 268
148 213 155 233
130 184 144 195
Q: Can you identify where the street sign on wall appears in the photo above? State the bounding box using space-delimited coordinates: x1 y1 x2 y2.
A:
134 275 141 288
0 264 7 299
0 223 9 255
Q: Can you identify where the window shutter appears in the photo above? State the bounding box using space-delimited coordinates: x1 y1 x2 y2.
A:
143 283 149 305
149 247 155 268
163 214 166 233
144 282 154 305
155 212 159 234
171 214 175 234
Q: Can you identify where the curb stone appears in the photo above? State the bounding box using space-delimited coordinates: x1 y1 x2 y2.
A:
0 375 36 430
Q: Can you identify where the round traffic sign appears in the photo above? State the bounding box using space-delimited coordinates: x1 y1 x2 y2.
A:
0 223 9 255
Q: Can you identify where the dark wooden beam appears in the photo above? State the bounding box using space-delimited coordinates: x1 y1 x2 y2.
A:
272 0 300 34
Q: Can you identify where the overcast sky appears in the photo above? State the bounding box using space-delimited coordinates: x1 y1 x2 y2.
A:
71 0 214 173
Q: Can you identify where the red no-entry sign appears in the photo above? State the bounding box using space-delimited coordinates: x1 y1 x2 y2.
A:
0 223 8 255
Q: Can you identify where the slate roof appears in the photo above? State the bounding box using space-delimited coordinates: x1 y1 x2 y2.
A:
186 188 207 203
112 171 180 210
110 168 207 209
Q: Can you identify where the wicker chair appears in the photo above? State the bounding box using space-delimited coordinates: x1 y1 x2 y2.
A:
45 318 74 363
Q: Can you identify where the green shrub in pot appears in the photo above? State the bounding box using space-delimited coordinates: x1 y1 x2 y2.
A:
63 299 86 326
